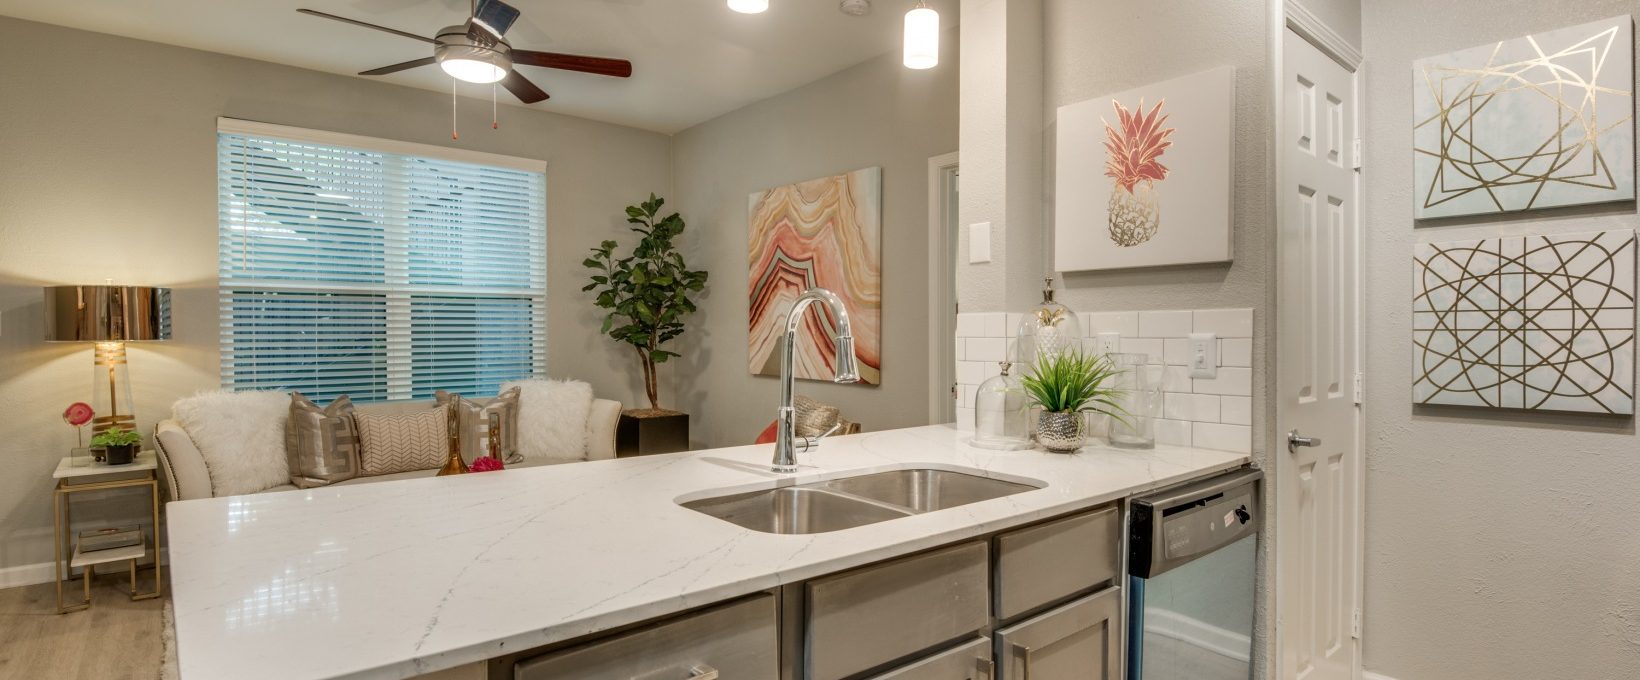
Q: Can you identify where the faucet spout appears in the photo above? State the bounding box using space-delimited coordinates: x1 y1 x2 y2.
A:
772 287 859 473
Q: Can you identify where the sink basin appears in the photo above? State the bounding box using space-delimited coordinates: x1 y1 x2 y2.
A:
681 468 1041 534
814 469 1039 513
681 487 911 535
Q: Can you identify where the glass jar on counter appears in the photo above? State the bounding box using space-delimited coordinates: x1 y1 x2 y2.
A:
972 361 1033 450
1016 277 1082 370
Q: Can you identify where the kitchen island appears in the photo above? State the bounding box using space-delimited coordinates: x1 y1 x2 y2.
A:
167 424 1249 679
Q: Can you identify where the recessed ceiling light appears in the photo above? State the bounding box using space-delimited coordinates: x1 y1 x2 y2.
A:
728 0 769 13
840 0 872 16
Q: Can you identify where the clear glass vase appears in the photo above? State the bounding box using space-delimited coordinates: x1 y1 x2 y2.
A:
1016 278 1082 370
1108 352 1161 449
972 362 1032 450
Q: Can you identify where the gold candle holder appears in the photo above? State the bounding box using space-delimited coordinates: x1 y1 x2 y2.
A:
437 404 468 476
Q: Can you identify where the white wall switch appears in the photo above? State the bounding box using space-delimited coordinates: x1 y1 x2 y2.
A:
968 222 992 263
1096 332 1121 355
1188 332 1217 378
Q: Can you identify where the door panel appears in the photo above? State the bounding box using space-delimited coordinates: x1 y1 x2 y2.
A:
1278 27 1361 680
995 588 1121 680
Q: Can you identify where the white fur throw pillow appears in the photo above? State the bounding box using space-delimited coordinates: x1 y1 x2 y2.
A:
502 378 593 463
172 390 292 497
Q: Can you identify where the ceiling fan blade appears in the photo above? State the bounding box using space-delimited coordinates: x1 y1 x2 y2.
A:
511 51 633 78
296 9 436 44
501 70 550 104
359 57 437 76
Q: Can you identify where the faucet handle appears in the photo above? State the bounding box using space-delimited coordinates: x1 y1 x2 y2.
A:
796 422 844 453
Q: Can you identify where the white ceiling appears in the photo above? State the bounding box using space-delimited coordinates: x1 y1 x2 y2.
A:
0 0 957 134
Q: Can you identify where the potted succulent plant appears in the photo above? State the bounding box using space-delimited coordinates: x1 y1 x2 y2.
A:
90 426 141 466
1020 349 1126 453
584 194 709 455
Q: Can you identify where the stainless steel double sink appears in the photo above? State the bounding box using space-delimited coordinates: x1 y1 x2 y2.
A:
680 468 1042 535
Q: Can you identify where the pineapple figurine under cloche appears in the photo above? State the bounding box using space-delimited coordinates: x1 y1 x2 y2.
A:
1015 277 1082 371
1102 98 1176 247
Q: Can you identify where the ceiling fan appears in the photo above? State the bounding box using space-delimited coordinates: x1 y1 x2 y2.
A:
297 0 633 104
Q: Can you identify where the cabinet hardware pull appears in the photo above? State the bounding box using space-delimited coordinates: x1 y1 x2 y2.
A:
1012 642 1034 679
687 665 719 680
976 656 995 680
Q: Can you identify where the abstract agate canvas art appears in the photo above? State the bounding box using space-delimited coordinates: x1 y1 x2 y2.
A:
1413 229 1635 414
1054 66 1235 271
1413 16 1635 219
748 168 882 384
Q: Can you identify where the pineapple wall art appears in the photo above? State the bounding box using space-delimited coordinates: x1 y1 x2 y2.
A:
1055 66 1236 271
1103 100 1177 247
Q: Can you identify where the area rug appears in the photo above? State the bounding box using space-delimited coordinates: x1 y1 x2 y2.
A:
159 600 178 680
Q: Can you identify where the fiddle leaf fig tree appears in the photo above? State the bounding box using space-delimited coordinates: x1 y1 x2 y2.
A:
582 194 709 411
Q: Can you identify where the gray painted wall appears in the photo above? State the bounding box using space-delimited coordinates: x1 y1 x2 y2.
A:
669 29 960 449
1361 3 1640 678
0 17 671 574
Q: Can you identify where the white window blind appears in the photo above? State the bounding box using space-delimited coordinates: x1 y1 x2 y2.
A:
217 120 547 403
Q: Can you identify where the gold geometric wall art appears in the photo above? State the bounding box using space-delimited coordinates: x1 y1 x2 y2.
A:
1413 16 1635 219
1413 229 1635 414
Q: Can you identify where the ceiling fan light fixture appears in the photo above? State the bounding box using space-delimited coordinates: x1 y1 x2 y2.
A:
728 0 769 14
902 2 939 69
440 57 508 83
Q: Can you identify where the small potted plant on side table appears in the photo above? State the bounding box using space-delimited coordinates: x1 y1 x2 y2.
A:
584 194 709 456
1021 349 1125 453
90 426 141 466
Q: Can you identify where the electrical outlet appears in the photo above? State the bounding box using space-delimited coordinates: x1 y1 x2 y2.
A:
1095 332 1121 355
1188 332 1217 378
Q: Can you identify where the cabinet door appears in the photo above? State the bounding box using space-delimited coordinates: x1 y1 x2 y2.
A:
867 637 994 680
994 588 1121 680
994 505 1120 620
513 594 776 679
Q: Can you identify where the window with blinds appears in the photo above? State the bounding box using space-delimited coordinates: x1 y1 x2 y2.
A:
217 120 547 403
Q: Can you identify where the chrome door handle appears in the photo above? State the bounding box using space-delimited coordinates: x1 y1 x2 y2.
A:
1287 430 1322 454
1012 642 1034 679
686 665 719 680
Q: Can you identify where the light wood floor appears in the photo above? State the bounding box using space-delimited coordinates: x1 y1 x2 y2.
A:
0 572 166 680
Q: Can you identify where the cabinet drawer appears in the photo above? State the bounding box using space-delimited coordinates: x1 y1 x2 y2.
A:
807 541 990 680
866 637 994 680
514 594 776 680
995 587 1122 680
993 505 1119 620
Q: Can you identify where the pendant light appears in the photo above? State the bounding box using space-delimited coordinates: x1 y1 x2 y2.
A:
729 0 769 13
903 1 939 69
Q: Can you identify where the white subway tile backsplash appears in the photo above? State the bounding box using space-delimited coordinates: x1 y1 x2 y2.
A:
1156 418 1192 447
1194 308 1253 338
1220 338 1252 367
1139 310 1193 338
1192 422 1251 453
1164 392 1220 422
956 305 1258 455
1194 367 1252 396
1120 338 1165 364
1083 311 1138 337
967 337 1007 363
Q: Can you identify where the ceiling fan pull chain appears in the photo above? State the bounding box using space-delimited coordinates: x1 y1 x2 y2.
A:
452 79 460 140
492 82 499 130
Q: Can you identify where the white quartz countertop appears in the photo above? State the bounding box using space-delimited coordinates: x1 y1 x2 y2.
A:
168 424 1249 680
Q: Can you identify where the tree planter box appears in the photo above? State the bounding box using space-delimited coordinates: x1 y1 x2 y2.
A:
616 409 689 457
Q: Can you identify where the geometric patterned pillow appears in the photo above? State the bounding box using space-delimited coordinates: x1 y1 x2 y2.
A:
356 407 450 476
436 387 521 464
285 393 360 488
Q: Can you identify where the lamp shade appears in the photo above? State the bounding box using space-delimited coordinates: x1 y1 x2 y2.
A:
45 286 171 343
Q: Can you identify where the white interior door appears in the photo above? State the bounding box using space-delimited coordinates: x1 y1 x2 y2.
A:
1277 27 1363 680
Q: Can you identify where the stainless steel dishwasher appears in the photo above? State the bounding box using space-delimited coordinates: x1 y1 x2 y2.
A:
1127 469 1261 680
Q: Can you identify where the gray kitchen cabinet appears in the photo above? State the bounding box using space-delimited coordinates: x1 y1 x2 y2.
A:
806 541 990 680
864 637 994 680
512 594 777 680
994 587 1123 680
993 504 1120 621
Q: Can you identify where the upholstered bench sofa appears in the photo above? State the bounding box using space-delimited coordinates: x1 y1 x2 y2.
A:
154 389 622 502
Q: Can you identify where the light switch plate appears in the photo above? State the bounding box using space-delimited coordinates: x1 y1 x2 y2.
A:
968 222 992 263
1189 332 1217 378
1095 332 1121 355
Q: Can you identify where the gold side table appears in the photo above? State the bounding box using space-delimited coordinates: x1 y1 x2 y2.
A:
52 451 163 614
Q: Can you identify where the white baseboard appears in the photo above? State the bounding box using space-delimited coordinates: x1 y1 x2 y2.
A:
1142 609 1253 663
0 561 57 590
1363 672 1399 680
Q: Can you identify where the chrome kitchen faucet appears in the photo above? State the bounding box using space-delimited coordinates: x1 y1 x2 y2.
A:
771 287 860 473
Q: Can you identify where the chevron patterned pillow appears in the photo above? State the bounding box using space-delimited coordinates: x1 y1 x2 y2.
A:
356 407 449 476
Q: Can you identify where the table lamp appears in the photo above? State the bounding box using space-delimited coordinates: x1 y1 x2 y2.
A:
45 286 171 435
